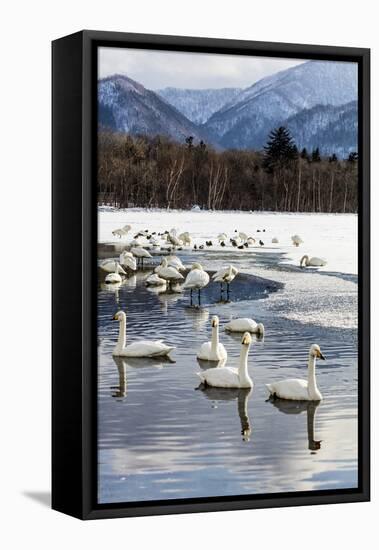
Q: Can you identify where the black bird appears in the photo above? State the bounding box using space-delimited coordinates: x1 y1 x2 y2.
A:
206 240 213 247
193 244 198 250
259 240 264 246
237 244 244 250
263 229 266 232
199 244 204 250
257 229 261 233
230 239 238 247
220 241 226 247
147 235 151 240
243 242 249 248
152 232 156 235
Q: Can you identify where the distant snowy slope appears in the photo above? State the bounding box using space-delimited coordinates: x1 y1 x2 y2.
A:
204 60 358 152
156 87 242 124
98 74 214 144
286 101 358 157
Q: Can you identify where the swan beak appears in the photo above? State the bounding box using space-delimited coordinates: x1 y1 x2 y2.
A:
112 314 118 320
318 351 326 360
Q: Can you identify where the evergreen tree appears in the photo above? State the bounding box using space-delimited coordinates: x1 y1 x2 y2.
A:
300 147 309 160
263 126 298 172
311 147 321 162
329 153 338 163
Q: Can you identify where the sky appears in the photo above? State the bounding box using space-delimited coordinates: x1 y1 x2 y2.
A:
98 47 306 90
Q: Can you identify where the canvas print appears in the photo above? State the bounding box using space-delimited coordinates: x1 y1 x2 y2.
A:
96 46 358 504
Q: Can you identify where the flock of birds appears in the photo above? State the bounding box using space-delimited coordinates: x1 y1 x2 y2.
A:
112 310 326 400
99 222 328 402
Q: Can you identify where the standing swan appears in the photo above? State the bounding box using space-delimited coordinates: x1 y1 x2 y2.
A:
112 311 175 357
197 316 228 362
198 332 253 388
300 255 327 268
183 263 210 305
212 265 238 297
266 344 326 401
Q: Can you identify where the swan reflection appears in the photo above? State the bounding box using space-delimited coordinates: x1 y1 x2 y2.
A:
184 307 210 331
199 386 252 441
111 355 175 401
268 398 321 452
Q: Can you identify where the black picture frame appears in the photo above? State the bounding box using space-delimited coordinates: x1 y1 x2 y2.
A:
52 30 370 520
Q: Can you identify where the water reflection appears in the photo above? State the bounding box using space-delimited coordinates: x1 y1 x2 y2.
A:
268 398 321 452
199 386 252 441
184 307 210 331
111 355 175 400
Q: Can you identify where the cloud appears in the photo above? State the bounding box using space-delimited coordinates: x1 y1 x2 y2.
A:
98 47 306 90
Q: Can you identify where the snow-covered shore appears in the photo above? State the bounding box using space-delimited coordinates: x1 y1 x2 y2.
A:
98 207 357 276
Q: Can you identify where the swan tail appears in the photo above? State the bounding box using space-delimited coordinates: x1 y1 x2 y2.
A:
197 372 206 383
265 383 273 395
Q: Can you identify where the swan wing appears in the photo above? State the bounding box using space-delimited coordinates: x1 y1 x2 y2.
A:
224 318 256 332
266 379 309 400
122 340 175 357
196 342 212 360
198 367 240 388
183 269 209 288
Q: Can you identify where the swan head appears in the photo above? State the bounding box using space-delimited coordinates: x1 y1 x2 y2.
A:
113 311 126 322
241 332 252 346
257 323 265 336
310 344 325 360
192 262 203 270
300 255 308 267
211 316 219 328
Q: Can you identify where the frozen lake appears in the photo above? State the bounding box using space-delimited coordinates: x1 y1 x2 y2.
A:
97 209 358 504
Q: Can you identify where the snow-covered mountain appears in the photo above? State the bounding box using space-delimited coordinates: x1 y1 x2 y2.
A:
203 60 358 151
98 74 212 144
155 87 242 124
98 61 358 156
286 101 358 158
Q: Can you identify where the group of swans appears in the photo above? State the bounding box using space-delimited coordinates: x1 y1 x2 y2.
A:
111 310 326 401
199 321 325 401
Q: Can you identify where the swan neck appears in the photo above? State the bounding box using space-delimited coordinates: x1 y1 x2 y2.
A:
307 354 318 398
238 345 251 384
211 324 219 352
117 316 126 350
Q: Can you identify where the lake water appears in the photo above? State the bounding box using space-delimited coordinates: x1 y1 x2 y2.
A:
97 244 358 504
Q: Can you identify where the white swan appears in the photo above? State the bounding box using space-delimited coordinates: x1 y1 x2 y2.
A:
198 332 253 388
224 318 264 335
178 232 192 246
145 273 166 287
197 316 228 362
155 257 184 286
112 311 175 357
100 259 122 273
291 234 303 247
212 265 238 294
104 262 126 284
112 225 131 238
120 251 137 271
183 263 210 303
300 255 327 268
266 344 325 401
131 247 152 267
166 255 185 271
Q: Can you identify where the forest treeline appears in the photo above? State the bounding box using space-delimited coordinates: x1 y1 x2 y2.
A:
98 127 358 213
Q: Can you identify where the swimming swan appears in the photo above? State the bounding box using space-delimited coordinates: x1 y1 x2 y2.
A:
224 318 264 335
104 262 126 284
112 311 175 357
198 332 253 388
300 255 327 268
266 344 326 401
197 316 228 362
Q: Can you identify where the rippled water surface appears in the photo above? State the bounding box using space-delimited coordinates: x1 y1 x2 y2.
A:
97 248 358 504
